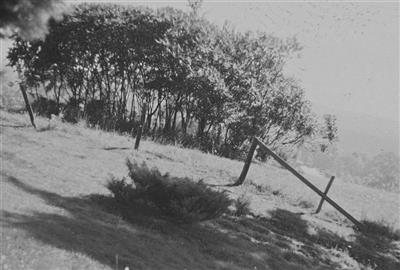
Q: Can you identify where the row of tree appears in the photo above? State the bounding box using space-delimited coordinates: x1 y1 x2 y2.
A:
7 3 336 159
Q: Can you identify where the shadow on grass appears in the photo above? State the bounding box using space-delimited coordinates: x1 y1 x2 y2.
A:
0 124 30 128
3 174 398 269
220 208 400 270
103 147 131 151
312 226 400 270
251 209 400 270
2 174 340 270
144 150 177 162
36 125 57 132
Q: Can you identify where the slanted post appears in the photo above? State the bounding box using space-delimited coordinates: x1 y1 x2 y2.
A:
315 176 335 214
20 83 36 129
254 137 362 229
232 137 258 186
134 103 147 150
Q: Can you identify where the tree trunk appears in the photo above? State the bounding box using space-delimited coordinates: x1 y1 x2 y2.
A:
130 93 135 121
171 108 178 131
146 113 152 133
163 103 171 133
180 110 186 133
197 117 206 138
20 83 36 129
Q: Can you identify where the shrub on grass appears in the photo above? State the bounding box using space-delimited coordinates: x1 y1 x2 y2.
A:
313 220 400 269
296 199 314 209
62 98 83 124
360 220 400 241
234 195 251 217
248 180 272 194
107 161 232 223
345 220 400 268
31 96 60 118
106 177 142 205
37 123 57 132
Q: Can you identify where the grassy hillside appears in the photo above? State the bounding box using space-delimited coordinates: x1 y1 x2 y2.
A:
1 111 399 270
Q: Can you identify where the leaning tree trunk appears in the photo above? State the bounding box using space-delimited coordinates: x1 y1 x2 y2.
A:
19 83 36 129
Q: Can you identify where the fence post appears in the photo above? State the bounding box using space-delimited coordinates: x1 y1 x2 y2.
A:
254 137 362 229
134 124 143 150
20 83 36 129
134 103 147 150
232 137 258 186
315 176 335 214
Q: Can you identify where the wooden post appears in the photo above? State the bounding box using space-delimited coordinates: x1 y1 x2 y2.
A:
134 103 147 150
134 124 143 150
254 137 362 229
20 83 36 129
315 176 335 214
232 137 258 186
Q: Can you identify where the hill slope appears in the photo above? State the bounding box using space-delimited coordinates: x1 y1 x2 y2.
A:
1 111 399 270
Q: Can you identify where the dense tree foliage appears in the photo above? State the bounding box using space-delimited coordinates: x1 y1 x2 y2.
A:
8 3 330 159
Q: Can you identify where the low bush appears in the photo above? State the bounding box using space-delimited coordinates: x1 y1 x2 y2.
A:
106 176 142 205
360 220 400 241
313 219 400 269
62 98 83 123
107 160 232 223
234 195 251 217
296 199 314 209
248 181 272 194
85 99 110 129
37 122 57 132
31 96 61 118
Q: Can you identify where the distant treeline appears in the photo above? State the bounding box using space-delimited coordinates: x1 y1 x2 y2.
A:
8 4 335 159
302 150 400 192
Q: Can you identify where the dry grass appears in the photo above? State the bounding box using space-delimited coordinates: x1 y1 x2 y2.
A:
1 110 399 269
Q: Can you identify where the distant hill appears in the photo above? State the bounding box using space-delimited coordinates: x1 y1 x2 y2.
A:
312 103 399 156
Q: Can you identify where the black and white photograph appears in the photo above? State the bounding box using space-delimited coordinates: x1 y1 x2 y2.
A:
1 0 399 269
